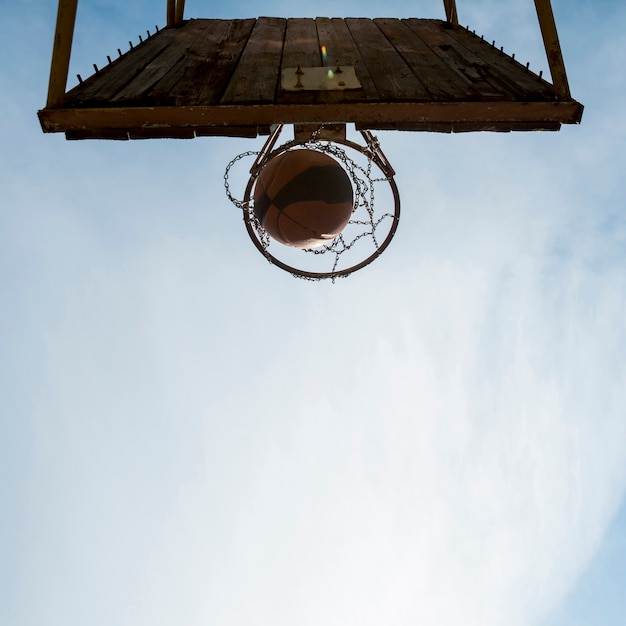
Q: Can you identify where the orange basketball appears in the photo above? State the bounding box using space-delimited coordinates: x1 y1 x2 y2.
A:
253 149 354 249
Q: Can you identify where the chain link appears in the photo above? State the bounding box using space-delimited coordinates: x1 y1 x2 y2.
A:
223 150 259 210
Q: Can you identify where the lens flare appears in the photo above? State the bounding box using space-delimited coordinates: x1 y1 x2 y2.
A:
321 45 327 60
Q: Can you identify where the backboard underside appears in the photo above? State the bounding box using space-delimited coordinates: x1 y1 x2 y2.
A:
38 17 583 140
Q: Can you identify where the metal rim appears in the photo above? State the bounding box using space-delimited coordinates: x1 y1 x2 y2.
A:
242 135 401 280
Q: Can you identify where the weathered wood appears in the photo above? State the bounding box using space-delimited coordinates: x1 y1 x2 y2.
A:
276 18 324 106
442 23 556 100
40 17 583 138
358 120 562 132
111 20 209 103
534 0 570 99
282 18 322 68
315 17 379 102
175 0 186 25
66 28 179 105
376 18 475 100
39 101 584 135
66 126 263 140
167 0 175 27
46 0 79 107
130 126 195 139
345 18 430 101
405 20 506 101
146 19 255 106
294 124 346 141
66 128 131 140
221 17 286 104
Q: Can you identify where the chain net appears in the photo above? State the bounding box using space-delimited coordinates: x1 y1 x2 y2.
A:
224 127 399 281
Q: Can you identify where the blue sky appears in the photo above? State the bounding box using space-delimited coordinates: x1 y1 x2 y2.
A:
2 1 626 625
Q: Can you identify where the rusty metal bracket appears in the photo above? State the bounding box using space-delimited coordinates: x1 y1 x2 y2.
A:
533 0 571 99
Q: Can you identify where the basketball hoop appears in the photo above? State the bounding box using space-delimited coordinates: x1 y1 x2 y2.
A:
40 3 582 284
224 125 401 281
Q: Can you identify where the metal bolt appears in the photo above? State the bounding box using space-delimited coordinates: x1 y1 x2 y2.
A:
295 67 303 88
138 35 143 43
526 61 530 69
539 70 543 79
155 25 159 32
77 74 83 83
93 63 99 73
107 55 112 64
512 53 515 60
117 48 122 57
146 29 151 38
129 41 133 49
334 63 343 74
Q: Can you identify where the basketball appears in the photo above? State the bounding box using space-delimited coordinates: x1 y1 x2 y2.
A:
253 149 354 249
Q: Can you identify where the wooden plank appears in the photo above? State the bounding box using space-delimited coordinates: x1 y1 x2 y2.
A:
38 101 585 135
374 18 475 100
276 18 324 106
404 20 508 101
294 123 346 141
66 128 131 140
221 17 286 104
129 127 195 139
146 19 255 106
534 0 570 99
192 19 257 106
66 28 180 106
282 18 322 68
358 120 561 132
46 0 79 107
345 18 431 101
443 24 557 101
66 126 261 140
314 17 379 102
111 20 210 103
65 119 561 139
195 126 262 137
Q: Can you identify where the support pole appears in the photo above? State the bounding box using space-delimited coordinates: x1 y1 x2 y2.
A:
443 0 459 25
46 0 79 108
175 0 186 25
167 0 185 27
533 0 571 99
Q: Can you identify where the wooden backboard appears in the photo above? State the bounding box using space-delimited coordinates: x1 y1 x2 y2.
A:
38 2 583 139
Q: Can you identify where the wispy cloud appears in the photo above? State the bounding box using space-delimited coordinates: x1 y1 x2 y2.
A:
2 2 626 626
